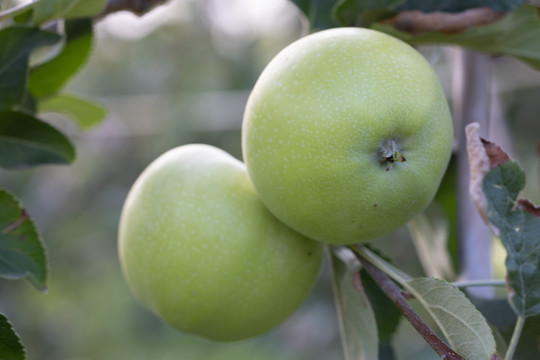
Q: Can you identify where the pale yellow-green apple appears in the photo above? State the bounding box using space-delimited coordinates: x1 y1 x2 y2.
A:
118 144 322 341
242 27 453 245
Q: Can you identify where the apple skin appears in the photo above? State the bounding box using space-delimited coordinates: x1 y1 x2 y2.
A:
242 27 453 245
118 144 322 342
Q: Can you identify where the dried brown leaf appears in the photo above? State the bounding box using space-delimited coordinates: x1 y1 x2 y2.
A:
466 123 511 231
517 199 540 218
466 123 492 225
481 138 510 170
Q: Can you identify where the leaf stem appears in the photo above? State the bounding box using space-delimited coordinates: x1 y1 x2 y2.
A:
452 279 506 288
0 0 41 21
353 246 464 360
504 316 525 360
350 245 412 284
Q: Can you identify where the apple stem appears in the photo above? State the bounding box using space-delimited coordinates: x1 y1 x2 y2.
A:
351 245 465 360
380 139 406 171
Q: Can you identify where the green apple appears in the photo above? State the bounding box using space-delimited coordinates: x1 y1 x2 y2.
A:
242 27 453 245
118 144 322 341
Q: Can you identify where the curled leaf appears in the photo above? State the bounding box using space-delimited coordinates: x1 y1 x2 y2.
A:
483 162 540 317
466 122 509 230
466 123 540 317
331 250 378 360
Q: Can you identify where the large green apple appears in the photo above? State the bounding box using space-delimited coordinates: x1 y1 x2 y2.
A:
242 27 453 245
118 144 322 341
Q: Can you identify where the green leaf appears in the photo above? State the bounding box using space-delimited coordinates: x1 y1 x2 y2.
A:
32 0 78 25
361 270 401 344
0 0 41 23
0 189 48 291
332 0 401 27
407 203 455 280
31 0 107 23
373 5 540 70
290 0 340 29
397 0 526 13
62 0 107 18
356 246 500 358
434 156 459 272
0 26 60 111
483 161 540 317
29 18 93 98
407 277 497 360
331 249 378 360
0 110 75 169
39 93 106 130
0 313 25 360
19 94 37 115
379 345 396 360
514 313 540 359
13 7 35 24
489 324 508 359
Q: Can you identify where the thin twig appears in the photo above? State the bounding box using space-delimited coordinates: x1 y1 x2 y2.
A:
383 7 505 34
0 0 168 23
504 316 525 360
355 249 465 360
452 279 506 288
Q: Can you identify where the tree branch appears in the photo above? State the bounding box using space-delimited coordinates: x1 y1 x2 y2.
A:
383 7 505 35
354 250 465 360
99 0 168 18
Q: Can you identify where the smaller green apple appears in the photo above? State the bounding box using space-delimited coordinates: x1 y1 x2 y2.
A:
118 144 322 342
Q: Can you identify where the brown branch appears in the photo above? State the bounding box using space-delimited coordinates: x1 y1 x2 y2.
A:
354 249 465 360
99 0 168 18
382 7 506 35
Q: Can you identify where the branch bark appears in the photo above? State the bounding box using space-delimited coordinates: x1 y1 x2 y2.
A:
355 250 464 360
99 0 168 18
383 7 505 35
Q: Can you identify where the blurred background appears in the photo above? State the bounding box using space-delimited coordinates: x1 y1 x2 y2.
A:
0 0 539 359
